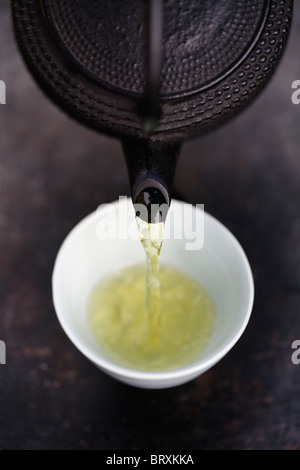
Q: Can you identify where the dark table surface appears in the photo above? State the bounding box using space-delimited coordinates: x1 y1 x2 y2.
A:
1 1 300 450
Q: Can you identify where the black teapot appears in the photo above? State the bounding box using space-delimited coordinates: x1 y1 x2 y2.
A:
11 0 293 219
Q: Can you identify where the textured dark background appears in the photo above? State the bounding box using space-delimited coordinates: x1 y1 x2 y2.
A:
0 1 300 450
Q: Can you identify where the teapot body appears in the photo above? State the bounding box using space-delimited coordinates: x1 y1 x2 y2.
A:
11 0 294 211
11 0 293 143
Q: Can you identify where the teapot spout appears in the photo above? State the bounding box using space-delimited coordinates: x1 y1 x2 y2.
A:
121 137 181 223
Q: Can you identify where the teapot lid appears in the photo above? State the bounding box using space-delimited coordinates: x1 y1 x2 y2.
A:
42 0 268 98
12 0 293 141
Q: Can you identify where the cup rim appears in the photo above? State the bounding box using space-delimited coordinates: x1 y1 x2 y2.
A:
52 199 254 382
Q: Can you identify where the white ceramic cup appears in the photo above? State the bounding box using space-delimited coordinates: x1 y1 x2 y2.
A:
52 198 254 389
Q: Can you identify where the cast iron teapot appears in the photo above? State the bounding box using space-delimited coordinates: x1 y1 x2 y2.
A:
11 0 293 220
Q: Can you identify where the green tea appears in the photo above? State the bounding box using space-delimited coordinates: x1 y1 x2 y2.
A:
88 263 215 371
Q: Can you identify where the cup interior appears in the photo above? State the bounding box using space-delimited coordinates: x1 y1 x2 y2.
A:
52 198 254 388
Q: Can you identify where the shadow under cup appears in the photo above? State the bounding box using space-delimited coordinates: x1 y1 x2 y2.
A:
52 198 254 389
